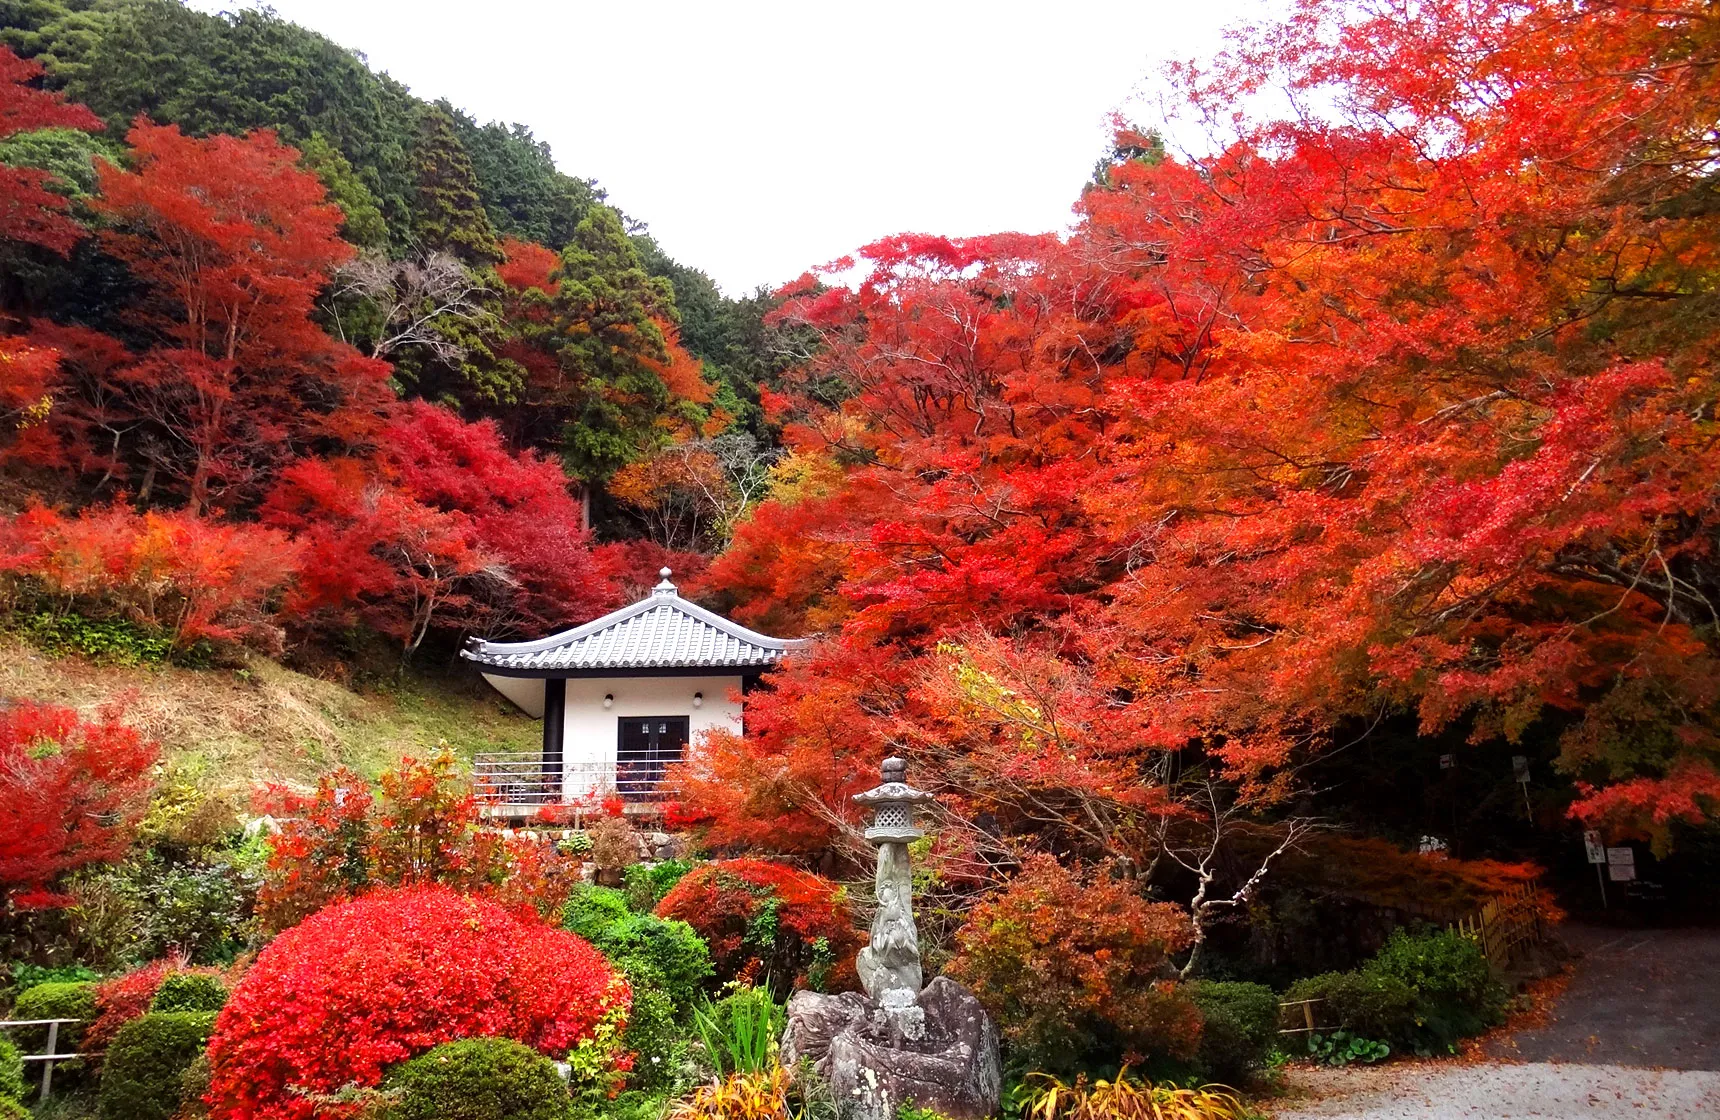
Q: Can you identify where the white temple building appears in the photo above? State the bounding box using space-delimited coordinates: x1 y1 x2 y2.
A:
462 569 802 810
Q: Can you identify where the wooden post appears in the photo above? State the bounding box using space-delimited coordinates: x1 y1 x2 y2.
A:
41 1020 57 1099
541 677 566 800
1304 1001 1316 1032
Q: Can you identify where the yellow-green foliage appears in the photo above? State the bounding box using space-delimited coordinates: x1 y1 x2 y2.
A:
669 1065 792 1120
1017 1070 1247 1120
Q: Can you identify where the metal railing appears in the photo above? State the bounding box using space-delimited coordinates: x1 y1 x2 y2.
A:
1 1018 83 1098
473 755 680 814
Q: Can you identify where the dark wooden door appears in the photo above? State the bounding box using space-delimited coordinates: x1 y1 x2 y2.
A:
616 716 689 800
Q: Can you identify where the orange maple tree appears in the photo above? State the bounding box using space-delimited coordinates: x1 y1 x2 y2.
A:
687 0 1720 854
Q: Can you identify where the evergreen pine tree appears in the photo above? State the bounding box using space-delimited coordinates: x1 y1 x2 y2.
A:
551 206 682 480
411 103 499 264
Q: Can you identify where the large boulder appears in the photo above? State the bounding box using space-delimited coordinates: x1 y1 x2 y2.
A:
783 977 1001 1120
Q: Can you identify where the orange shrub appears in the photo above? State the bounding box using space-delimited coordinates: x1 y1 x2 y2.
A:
947 856 1201 1072
0 501 299 651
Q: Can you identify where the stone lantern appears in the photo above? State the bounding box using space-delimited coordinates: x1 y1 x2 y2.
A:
782 756 1001 1120
856 756 933 843
852 757 936 1031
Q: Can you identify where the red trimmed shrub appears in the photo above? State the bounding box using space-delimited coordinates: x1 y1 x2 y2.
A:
205 885 626 1120
654 859 862 993
85 958 178 1056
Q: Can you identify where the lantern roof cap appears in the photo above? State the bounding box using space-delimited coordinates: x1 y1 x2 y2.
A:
853 756 935 807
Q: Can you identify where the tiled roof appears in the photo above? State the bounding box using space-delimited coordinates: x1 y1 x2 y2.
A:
461 569 803 674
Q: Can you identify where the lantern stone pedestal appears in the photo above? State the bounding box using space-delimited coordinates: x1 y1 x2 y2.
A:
782 758 1001 1120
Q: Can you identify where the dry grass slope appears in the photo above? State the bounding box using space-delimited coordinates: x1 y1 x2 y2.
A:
0 635 539 793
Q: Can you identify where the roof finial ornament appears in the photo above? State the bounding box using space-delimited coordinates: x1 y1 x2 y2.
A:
654 567 676 595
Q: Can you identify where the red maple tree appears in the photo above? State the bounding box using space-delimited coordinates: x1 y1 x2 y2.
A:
85 121 389 511
0 703 158 908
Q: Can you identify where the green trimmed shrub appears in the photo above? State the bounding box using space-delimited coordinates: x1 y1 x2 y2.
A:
622 859 693 912
386 1037 572 1120
1187 980 1279 1083
0 1097 27 1120
562 884 631 940
0 1035 24 1102
1365 928 1506 1050
591 914 713 1012
150 972 228 1013
98 1011 218 1120
1284 970 1416 1045
12 980 98 1050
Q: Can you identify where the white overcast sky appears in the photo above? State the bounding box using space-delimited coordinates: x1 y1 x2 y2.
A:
192 1 1274 294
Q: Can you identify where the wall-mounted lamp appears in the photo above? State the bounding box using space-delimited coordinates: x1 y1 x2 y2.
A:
692 691 704 709
603 693 614 709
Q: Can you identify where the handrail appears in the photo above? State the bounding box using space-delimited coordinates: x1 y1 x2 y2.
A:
0 1017 83 1098
1277 997 1329 1035
471 755 681 812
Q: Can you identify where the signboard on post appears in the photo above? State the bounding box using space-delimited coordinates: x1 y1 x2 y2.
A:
1607 846 1636 882
1584 830 1605 864
1439 753 1456 771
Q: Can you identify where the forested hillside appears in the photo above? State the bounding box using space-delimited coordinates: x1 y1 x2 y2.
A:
0 0 791 676
4 0 1717 872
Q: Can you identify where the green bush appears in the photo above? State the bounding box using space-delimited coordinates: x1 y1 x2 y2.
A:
9 962 100 1002
113 857 255 965
0 1097 26 1120
570 1089 674 1120
619 986 685 1091
150 973 228 1013
179 1053 213 1120
12 981 98 1051
97 1011 218 1120
386 1037 572 1120
590 914 713 1012
562 884 631 941
25 611 174 664
1284 970 1416 1045
0 1035 24 1102
622 859 693 912
1187 980 1279 1083
1365 928 1506 1050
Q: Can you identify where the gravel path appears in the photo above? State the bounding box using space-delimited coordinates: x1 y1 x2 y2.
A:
1270 1062 1720 1119
1489 925 1720 1069
1271 923 1720 1118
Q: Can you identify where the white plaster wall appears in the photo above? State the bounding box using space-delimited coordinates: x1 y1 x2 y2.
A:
560 674 743 799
